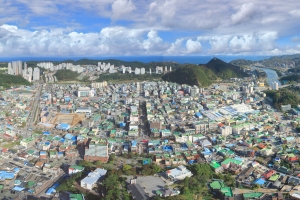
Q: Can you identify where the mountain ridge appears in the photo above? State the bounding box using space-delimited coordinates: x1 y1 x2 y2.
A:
162 58 248 87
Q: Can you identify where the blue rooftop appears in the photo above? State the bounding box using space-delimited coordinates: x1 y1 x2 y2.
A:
253 178 266 185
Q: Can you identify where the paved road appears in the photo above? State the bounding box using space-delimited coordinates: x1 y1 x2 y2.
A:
35 171 64 197
23 83 43 137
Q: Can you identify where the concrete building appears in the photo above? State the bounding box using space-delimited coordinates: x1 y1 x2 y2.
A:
218 125 232 136
81 168 107 190
165 165 193 181
33 67 40 81
84 143 109 163
77 87 95 97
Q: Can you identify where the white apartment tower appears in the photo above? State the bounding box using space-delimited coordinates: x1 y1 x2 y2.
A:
33 68 40 81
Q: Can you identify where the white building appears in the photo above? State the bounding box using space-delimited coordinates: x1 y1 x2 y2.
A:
75 107 92 116
165 165 193 181
135 68 141 75
218 126 232 136
77 87 95 97
81 168 107 190
33 67 40 81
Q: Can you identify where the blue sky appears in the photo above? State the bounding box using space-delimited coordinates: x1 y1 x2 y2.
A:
0 0 300 57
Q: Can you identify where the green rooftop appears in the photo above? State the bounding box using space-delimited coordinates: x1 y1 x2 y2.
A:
220 187 233 197
70 194 84 200
210 161 221 169
70 165 84 171
209 180 225 190
243 192 264 199
221 158 242 165
269 174 280 181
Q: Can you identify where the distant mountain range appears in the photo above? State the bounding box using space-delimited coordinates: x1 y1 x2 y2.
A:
162 58 248 87
230 54 300 68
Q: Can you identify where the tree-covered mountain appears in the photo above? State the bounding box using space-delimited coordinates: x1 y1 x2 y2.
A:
0 74 32 89
162 58 248 87
205 58 248 79
162 64 218 87
55 69 80 81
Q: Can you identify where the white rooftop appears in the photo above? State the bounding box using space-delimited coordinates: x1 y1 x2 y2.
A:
81 168 107 185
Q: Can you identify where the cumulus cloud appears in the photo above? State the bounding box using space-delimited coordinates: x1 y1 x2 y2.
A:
186 39 201 54
0 20 299 56
0 24 170 56
231 2 256 24
166 39 184 55
111 0 136 20
198 32 278 54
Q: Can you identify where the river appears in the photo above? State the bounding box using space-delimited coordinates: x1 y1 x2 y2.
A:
252 67 281 87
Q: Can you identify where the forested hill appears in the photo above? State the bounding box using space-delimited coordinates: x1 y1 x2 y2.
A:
162 58 248 87
0 74 32 89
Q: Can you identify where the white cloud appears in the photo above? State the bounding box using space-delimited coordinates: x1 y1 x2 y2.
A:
166 39 184 55
1 24 18 32
0 24 170 56
111 0 136 20
0 23 297 57
186 39 201 54
198 32 278 54
231 2 256 24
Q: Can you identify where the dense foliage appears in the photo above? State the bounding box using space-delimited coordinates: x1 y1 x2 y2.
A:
97 73 162 82
156 163 234 200
56 172 82 192
55 69 79 81
280 75 300 83
103 170 130 200
162 58 247 87
206 58 248 79
230 59 254 66
265 88 300 109
0 74 32 88
162 65 215 87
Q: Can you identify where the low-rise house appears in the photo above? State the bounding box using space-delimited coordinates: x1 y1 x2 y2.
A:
35 161 44 169
69 165 85 175
210 161 224 174
43 164 60 175
20 138 35 149
262 170 276 179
